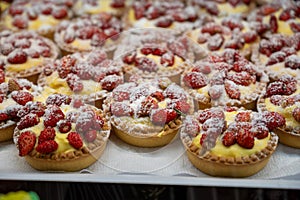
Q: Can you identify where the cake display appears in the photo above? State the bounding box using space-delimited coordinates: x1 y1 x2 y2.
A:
180 107 280 177
181 49 267 110
13 95 111 171
104 78 193 147
257 75 300 148
0 30 60 83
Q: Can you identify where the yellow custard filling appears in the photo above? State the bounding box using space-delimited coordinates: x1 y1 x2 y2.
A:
5 58 44 72
192 131 270 158
217 3 250 15
45 71 101 96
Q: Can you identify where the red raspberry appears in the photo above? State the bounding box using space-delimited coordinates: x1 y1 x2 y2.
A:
46 94 71 106
183 72 208 89
75 111 95 133
12 16 28 29
197 109 225 123
150 91 165 101
259 4 280 16
17 113 40 130
0 69 5 84
236 127 254 149
201 23 223 35
58 120 72 133
67 132 83 149
235 111 251 122
207 34 224 51
224 80 240 99
9 5 23 16
137 96 158 117
7 50 27 64
43 105 65 127
84 130 97 142
36 140 58 154
11 91 33 106
0 110 9 122
66 75 84 92
183 118 200 137
72 99 84 108
101 75 123 91
134 57 158 72
150 109 177 126
269 95 283 106
156 17 173 28
110 102 133 117
171 100 190 114
222 131 236 147
17 131 36 156
93 115 105 130
292 107 300 122
38 127 56 144
242 31 257 43
262 111 286 130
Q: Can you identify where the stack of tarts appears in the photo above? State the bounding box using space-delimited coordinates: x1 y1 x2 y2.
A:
13 94 111 171
180 106 282 177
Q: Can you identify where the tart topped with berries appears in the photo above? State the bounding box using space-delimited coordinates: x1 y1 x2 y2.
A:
247 2 300 36
127 0 199 33
181 49 267 110
180 106 280 177
54 12 124 54
116 30 199 84
0 0 74 37
104 78 193 147
251 33 300 81
185 15 259 57
0 30 59 83
0 76 42 142
13 95 111 171
190 0 256 17
38 50 123 108
73 0 127 17
257 75 300 148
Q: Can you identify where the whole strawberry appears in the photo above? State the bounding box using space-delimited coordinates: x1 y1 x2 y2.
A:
38 127 56 144
262 111 286 130
36 140 58 154
150 109 177 125
17 113 40 130
236 128 254 149
67 132 83 149
18 131 36 156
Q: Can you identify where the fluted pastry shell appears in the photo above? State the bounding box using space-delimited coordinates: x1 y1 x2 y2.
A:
0 122 16 142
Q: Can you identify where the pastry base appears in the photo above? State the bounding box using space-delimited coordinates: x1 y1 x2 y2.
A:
112 119 182 148
0 124 16 142
25 142 106 172
273 128 300 149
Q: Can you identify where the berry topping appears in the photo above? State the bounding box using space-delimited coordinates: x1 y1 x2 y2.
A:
197 108 225 124
134 57 158 72
18 131 36 156
84 130 97 142
292 107 300 122
111 102 133 117
75 111 95 133
251 124 269 139
235 111 251 122
100 75 123 91
224 80 240 99
38 127 56 144
66 74 84 92
226 71 254 86
137 96 158 117
36 140 58 154
46 94 72 106
150 108 177 125
17 113 40 130
184 118 200 137
170 100 190 114
58 120 72 133
161 52 175 66
262 111 286 130
43 105 65 127
236 127 254 149
11 91 34 106
222 131 236 147
67 132 83 149
122 52 136 64
183 72 208 89
7 50 27 64
0 112 9 122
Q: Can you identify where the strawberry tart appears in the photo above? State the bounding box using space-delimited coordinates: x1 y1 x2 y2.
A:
180 106 280 177
104 78 193 147
181 49 267 110
115 29 201 84
0 0 74 38
38 50 123 108
54 12 124 54
0 76 43 142
251 33 300 81
0 30 60 83
13 95 111 171
257 75 300 148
